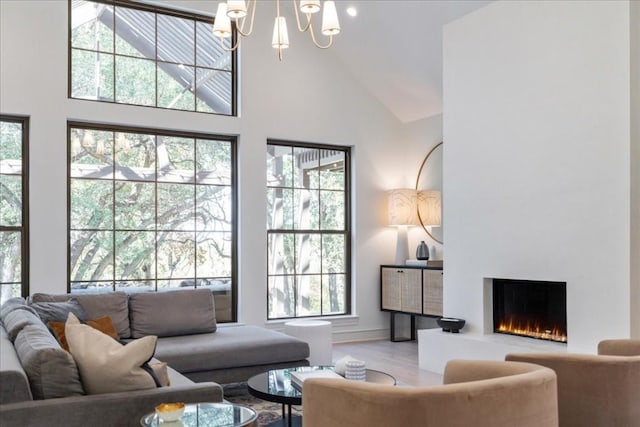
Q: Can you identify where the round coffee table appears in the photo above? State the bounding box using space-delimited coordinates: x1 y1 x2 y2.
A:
140 402 257 426
247 366 395 427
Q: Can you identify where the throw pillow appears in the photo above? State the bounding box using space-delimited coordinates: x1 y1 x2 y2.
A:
31 299 88 325
150 362 171 387
30 292 131 338
65 313 157 394
49 315 119 352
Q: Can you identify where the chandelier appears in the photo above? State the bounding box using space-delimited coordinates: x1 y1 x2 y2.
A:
212 0 341 61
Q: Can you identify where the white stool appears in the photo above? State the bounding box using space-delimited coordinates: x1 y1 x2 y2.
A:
284 320 332 366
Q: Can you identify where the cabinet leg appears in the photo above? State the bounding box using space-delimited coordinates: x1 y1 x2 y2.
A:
411 315 416 340
390 312 417 342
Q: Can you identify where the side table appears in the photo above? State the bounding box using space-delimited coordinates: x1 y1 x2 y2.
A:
247 366 396 427
140 402 257 427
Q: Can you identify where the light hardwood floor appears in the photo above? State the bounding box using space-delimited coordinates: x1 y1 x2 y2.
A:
332 340 442 387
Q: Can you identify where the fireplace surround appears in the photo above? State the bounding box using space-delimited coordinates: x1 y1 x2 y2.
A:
492 278 567 343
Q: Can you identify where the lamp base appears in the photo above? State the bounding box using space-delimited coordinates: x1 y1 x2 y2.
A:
394 226 409 265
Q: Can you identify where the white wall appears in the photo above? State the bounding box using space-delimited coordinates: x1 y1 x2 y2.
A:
0 0 419 340
443 0 633 353
631 0 640 339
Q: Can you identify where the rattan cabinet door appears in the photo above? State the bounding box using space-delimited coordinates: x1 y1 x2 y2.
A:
400 269 423 314
423 269 443 316
381 268 402 311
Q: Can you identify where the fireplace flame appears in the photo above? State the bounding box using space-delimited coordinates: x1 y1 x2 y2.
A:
496 318 567 343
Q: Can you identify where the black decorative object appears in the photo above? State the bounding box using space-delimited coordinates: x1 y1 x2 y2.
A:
416 241 429 260
437 317 465 333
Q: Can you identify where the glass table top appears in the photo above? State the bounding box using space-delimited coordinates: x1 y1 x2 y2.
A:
247 366 396 405
140 402 257 427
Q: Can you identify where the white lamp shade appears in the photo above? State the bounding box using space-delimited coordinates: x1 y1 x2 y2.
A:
213 3 232 38
226 0 247 18
272 16 290 48
417 190 442 226
300 0 321 14
321 1 340 36
387 189 418 226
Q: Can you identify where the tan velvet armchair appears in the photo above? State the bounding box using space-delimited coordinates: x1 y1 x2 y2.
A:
506 339 640 427
302 360 558 427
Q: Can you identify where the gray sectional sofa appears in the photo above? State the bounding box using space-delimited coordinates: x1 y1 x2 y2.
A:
0 288 309 427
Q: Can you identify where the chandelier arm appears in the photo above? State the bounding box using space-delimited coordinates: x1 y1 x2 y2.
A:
292 0 312 32
308 22 334 49
218 35 241 52
235 0 257 37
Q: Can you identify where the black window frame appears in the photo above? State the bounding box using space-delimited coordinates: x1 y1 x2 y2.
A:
266 139 352 320
0 114 30 300
66 121 238 321
67 0 238 116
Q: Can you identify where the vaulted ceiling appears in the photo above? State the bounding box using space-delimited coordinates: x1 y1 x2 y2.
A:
329 0 491 123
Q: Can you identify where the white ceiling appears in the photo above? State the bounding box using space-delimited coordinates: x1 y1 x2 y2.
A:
329 0 491 123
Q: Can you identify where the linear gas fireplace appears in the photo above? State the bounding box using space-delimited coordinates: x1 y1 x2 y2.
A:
493 278 567 343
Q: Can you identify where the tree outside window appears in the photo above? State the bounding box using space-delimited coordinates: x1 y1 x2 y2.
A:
267 141 351 319
68 123 237 321
0 116 28 304
69 0 236 115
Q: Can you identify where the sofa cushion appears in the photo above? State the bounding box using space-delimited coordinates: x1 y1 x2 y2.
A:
30 299 88 325
3 308 43 342
31 292 130 338
65 313 157 395
154 325 309 373
0 297 35 321
129 289 216 338
13 324 84 399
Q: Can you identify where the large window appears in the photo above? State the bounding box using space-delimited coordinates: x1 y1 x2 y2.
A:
0 116 29 304
68 123 237 321
266 141 351 320
69 0 236 115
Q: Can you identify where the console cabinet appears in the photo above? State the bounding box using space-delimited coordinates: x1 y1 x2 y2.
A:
380 265 443 341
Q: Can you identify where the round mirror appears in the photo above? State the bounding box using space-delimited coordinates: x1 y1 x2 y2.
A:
415 142 443 244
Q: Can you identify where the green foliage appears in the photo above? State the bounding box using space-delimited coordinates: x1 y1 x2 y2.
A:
70 1 232 114
0 120 24 301
267 145 349 319
69 126 233 290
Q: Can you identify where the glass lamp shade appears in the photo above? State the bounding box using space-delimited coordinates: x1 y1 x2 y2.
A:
417 190 442 226
387 189 418 226
226 0 247 18
272 16 290 49
300 0 321 14
321 1 340 36
213 3 233 38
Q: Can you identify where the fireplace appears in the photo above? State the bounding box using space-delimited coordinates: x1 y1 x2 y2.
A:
493 279 567 343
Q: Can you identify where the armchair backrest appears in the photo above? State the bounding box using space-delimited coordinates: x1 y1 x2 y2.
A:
506 351 640 427
302 359 558 427
598 339 640 356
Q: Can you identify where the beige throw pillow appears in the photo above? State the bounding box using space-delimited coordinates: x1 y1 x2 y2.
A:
65 312 157 394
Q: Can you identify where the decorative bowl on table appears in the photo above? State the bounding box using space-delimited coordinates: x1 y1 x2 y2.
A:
155 402 185 422
437 317 466 333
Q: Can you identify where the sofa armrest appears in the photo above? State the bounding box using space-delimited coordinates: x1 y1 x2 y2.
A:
0 382 223 427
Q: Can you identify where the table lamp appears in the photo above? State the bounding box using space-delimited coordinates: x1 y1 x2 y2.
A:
417 190 441 227
387 189 418 265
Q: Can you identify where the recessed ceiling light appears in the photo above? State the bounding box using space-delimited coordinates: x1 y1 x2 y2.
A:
346 6 357 17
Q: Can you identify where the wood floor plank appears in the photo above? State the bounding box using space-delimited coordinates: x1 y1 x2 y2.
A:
332 340 442 387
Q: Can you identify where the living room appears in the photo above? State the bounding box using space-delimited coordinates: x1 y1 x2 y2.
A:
1 0 638 426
